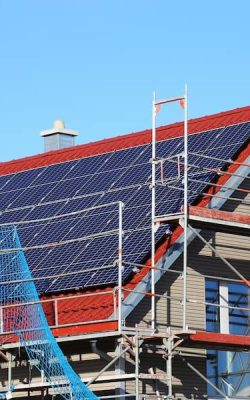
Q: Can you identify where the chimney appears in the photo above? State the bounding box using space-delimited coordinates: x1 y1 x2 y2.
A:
40 120 79 152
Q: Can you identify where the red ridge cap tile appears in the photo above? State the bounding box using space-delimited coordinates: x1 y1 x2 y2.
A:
0 106 250 176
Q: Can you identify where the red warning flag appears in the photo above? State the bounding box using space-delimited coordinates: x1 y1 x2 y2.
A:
179 98 185 109
154 103 161 115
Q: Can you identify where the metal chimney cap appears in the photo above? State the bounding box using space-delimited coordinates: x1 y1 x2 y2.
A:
40 120 79 137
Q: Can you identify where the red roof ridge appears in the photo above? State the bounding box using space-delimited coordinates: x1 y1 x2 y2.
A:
1 105 250 176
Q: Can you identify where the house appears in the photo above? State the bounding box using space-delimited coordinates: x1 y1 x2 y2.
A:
0 106 249 399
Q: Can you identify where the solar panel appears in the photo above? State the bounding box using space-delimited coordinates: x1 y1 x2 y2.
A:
0 174 15 191
0 121 248 294
0 167 44 192
33 160 78 185
65 153 110 179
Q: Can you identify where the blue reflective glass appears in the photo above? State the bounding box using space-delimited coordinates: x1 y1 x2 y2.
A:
206 280 250 397
228 282 249 335
205 279 220 333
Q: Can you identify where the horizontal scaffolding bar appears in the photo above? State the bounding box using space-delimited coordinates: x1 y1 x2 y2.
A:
155 96 184 105
166 184 250 205
0 201 122 227
0 228 119 254
188 151 250 167
0 262 116 286
123 260 249 284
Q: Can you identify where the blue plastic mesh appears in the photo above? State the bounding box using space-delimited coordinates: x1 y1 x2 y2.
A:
0 226 98 400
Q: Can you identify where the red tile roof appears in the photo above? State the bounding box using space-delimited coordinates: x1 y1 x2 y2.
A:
1 106 250 338
0 106 250 175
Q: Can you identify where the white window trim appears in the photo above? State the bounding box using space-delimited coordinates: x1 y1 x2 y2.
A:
219 280 229 334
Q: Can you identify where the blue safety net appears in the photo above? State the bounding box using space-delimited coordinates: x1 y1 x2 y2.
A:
0 226 98 400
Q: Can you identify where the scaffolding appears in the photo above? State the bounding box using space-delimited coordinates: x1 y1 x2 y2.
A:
0 92 250 399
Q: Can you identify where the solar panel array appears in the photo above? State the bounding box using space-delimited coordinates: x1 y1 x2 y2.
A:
0 122 249 294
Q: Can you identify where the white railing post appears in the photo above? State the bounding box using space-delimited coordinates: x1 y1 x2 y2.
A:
151 91 156 331
0 306 3 333
182 83 188 330
118 201 124 332
54 299 59 327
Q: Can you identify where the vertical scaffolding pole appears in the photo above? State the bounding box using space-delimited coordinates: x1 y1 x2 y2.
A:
118 201 124 332
0 306 3 333
8 353 12 390
151 91 156 331
135 333 140 400
182 84 188 330
151 89 187 331
166 336 173 398
115 339 126 400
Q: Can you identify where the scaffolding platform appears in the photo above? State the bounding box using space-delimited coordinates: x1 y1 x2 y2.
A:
155 206 250 236
182 331 250 351
188 206 250 236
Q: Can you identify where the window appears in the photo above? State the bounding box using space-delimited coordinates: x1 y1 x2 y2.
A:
206 279 220 333
228 282 249 336
205 280 250 398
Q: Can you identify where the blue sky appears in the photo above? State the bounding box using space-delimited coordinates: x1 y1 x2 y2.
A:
0 0 249 161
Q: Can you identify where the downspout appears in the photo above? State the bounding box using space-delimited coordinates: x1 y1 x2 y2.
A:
90 340 112 362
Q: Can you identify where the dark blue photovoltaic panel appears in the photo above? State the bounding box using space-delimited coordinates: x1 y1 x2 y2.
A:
113 163 151 188
98 187 136 206
5 183 55 209
77 169 122 195
65 153 110 179
25 202 67 220
157 136 183 158
0 207 29 224
218 122 250 146
187 129 223 153
103 146 147 170
0 190 18 209
0 121 249 294
61 194 102 214
0 167 44 192
33 160 77 185
43 177 89 202
0 174 16 191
